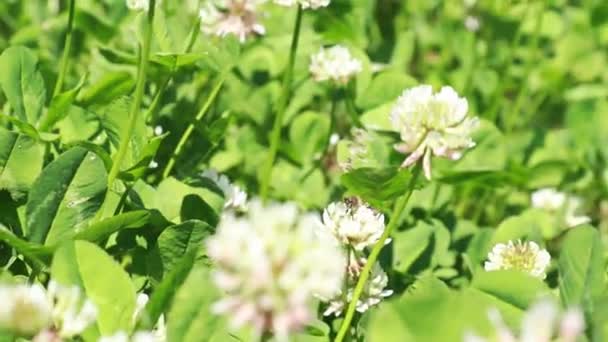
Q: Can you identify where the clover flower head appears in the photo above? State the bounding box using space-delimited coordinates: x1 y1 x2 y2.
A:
126 0 149 11
199 0 266 43
47 281 98 339
321 197 385 251
321 262 393 317
206 200 345 340
338 128 376 171
0 283 52 336
464 16 481 32
274 0 330 10
309 45 362 85
484 240 551 279
465 299 585 342
201 169 248 211
531 188 591 228
390 85 479 180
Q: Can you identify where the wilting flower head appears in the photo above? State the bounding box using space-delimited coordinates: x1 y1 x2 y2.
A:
126 0 149 11
0 283 52 336
464 298 585 342
199 0 266 43
390 85 479 180
274 0 330 10
484 240 551 279
309 45 362 85
321 261 392 317
201 169 248 211
321 198 385 251
531 188 591 228
206 200 345 340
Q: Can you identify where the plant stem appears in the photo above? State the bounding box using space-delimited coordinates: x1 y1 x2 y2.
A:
344 82 361 127
106 0 156 190
335 166 421 342
52 0 76 97
162 76 225 179
259 6 303 201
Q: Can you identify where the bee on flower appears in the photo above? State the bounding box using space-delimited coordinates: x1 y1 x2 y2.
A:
484 240 551 279
390 85 479 180
206 200 345 341
464 298 585 342
274 0 330 10
531 188 591 228
201 169 248 211
309 45 362 85
321 197 385 251
199 0 266 43
0 281 97 340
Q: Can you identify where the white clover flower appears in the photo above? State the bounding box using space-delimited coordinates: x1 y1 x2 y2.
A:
338 128 376 171
309 45 362 85
206 200 345 340
199 0 266 43
201 169 248 211
0 283 52 336
274 0 330 9
464 16 481 32
321 262 392 317
531 188 591 228
126 0 149 11
484 240 551 279
465 299 585 342
390 85 479 180
129 293 166 342
47 281 98 339
321 198 385 251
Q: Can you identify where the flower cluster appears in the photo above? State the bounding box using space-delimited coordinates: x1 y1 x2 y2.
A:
274 0 330 10
199 0 266 43
465 298 585 342
0 281 97 340
126 0 150 11
390 85 479 180
206 200 345 340
201 169 248 211
484 240 551 279
318 198 393 316
309 45 362 85
531 188 590 228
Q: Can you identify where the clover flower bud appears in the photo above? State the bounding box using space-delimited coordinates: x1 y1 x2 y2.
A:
206 200 345 340
390 85 478 180
0 283 52 336
531 188 591 228
309 46 362 85
199 0 266 43
201 169 248 211
274 0 330 10
484 240 551 279
321 198 385 251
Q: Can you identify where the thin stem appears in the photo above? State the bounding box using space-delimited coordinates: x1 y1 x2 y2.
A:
259 6 303 201
344 83 361 127
106 0 156 189
52 0 76 97
162 76 225 179
335 166 421 342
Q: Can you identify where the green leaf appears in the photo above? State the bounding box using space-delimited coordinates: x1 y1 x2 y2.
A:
0 127 44 200
73 210 150 243
288 111 330 164
137 250 196 330
167 266 227 342
0 225 52 264
559 226 606 313
154 220 212 279
39 74 87 132
26 147 107 245
341 167 422 203
0 46 46 125
78 72 135 107
118 133 168 182
52 241 136 336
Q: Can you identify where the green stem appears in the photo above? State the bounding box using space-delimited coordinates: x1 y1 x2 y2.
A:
52 0 76 97
344 83 361 127
259 6 303 201
162 76 225 179
106 0 156 190
335 166 421 342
